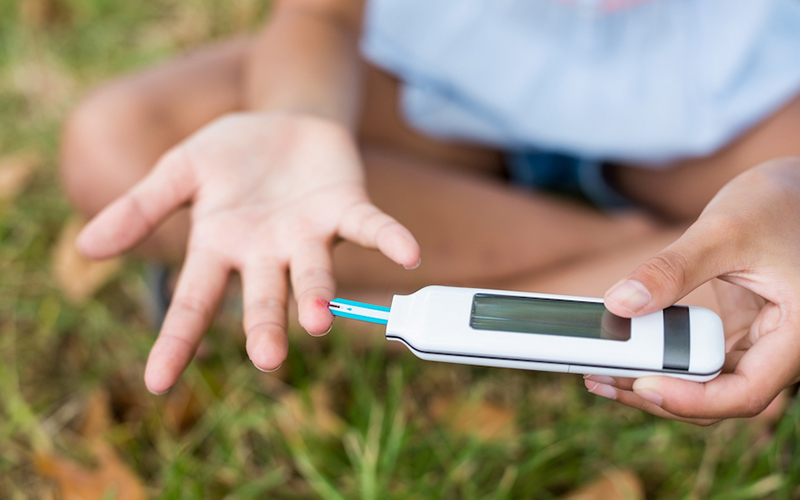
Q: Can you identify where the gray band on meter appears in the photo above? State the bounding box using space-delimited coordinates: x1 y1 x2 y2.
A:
663 306 690 371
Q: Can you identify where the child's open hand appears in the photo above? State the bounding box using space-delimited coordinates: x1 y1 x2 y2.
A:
587 157 800 424
77 112 420 394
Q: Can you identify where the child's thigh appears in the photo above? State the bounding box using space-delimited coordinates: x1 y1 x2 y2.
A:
611 92 800 221
358 66 506 177
60 37 253 261
59 39 501 225
334 146 658 292
508 227 717 312
61 37 252 214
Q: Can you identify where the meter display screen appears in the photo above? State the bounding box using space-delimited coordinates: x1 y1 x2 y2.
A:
470 294 631 341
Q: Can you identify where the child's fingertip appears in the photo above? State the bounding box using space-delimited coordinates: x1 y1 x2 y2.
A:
314 296 332 311
255 362 283 373
403 257 421 270
74 228 94 256
299 305 333 336
304 322 332 337
145 380 171 395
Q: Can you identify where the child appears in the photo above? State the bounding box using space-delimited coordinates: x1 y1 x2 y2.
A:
61 0 800 425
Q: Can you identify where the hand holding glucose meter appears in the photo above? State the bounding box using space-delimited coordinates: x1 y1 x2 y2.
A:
329 285 725 381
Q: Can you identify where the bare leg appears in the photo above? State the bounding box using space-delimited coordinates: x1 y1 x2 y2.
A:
61 37 252 262
339 225 715 317
505 228 717 310
60 38 656 291
334 146 659 291
612 93 800 220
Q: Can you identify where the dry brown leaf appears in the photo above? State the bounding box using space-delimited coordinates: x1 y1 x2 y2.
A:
106 368 154 425
0 154 38 201
231 0 263 30
8 56 76 113
35 449 146 500
18 0 71 29
274 384 345 440
429 395 518 442
35 390 147 500
52 217 121 303
161 381 205 435
154 3 212 48
79 391 114 440
559 469 644 500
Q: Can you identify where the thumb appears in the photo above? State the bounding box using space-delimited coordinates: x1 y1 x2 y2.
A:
603 222 725 317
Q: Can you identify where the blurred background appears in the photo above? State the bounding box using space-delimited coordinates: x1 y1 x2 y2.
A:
1 0 800 498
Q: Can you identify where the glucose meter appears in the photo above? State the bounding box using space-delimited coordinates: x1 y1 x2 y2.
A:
328 285 724 382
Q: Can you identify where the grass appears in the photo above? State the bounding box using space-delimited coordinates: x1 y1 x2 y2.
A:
1 0 800 498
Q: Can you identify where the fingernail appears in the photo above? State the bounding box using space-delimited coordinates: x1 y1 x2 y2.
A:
305 323 332 337
256 363 283 373
606 279 651 314
585 375 617 386
635 389 663 407
403 258 421 270
148 387 170 396
587 382 617 400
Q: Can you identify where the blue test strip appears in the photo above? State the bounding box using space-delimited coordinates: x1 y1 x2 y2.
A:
328 298 391 325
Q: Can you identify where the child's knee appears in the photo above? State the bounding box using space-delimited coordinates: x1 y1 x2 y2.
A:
60 82 167 216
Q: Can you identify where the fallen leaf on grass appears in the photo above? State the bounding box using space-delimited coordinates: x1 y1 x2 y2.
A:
429 395 518 442
0 154 38 201
18 0 71 29
105 368 153 426
230 0 264 31
161 381 206 435
559 469 644 500
52 217 121 303
274 384 345 440
35 390 147 500
35 451 145 500
79 390 113 439
8 55 76 114
143 3 212 48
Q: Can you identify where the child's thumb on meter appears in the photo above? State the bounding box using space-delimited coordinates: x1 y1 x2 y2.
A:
603 224 724 317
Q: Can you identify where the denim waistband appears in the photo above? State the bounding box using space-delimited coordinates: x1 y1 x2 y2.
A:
506 151 633 211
